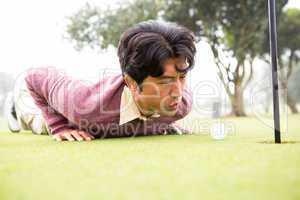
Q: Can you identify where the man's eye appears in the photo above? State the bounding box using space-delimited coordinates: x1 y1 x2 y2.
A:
159 81 171 85
158 79 173 84
180 75 186 79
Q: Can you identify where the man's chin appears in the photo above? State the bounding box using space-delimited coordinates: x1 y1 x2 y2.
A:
161 109 177 117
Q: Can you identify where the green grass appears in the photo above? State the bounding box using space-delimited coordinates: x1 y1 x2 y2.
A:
0 115 300 200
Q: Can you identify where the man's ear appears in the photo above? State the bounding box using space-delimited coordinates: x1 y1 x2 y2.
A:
123 74 139 93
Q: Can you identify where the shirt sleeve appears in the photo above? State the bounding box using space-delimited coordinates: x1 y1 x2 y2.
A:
24 67 90 134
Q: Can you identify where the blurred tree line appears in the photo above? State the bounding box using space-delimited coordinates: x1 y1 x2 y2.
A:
0 73 14 116
276 8 300 113
65 0 300 116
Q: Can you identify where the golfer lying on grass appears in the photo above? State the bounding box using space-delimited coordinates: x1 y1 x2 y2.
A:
4 20 196 142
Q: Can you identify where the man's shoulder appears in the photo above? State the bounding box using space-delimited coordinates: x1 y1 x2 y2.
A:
72 73 126 124
91 74 126 112
99 74 124 85
93 74 125 93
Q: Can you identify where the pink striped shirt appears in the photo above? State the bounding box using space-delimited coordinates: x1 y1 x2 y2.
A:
25 67 193 138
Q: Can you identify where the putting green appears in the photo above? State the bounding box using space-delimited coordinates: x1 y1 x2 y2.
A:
0 115 299 200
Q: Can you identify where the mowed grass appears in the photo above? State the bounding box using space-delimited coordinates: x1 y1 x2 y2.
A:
0 115 299 200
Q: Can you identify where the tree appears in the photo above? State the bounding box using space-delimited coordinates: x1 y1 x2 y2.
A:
163 0 287 116
260 8 300 113
288 67 300 104
65 0 288 116
65 1 163 50
278 8 300 113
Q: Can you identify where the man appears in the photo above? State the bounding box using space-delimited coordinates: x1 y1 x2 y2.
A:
5 20 196 142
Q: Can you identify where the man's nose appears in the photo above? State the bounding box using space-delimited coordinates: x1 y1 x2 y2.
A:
170 79 182 100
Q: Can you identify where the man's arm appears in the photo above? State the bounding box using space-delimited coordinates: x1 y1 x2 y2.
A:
25 67 94 141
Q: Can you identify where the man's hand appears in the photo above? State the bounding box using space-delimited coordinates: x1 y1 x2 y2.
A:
53 129 95 142
166 123 192 135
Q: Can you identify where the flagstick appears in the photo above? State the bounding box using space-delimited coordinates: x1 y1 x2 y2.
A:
268 0 281 143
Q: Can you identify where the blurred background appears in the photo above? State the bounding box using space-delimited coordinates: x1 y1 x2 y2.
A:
0 0 299 128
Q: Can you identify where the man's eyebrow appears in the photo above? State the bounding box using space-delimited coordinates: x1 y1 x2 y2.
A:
158 75 176 79
158 72 187 79
179 71 188 75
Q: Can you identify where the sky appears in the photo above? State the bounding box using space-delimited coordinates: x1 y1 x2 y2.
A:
0 0 123 79
0 0 299 82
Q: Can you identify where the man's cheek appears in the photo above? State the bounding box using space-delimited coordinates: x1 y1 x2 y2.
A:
158 86 171 97
157 95 170 109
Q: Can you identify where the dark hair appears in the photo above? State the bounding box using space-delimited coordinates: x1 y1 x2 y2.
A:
117 20 196 85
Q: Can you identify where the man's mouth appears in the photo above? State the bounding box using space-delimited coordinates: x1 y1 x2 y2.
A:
167 102 179 111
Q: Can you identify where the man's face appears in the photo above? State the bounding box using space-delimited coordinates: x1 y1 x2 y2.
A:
134 57 188 117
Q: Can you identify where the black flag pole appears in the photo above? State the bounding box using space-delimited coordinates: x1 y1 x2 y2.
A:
268 0 281 143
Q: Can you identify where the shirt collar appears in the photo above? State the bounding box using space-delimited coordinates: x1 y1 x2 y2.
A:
119 86 160 125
